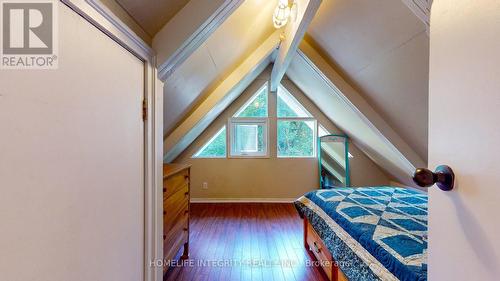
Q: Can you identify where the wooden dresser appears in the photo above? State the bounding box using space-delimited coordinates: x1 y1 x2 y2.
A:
163 164 190 271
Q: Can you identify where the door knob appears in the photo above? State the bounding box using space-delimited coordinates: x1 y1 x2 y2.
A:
413 165 455 191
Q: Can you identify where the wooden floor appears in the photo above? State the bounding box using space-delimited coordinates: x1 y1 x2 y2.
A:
164 203 328 281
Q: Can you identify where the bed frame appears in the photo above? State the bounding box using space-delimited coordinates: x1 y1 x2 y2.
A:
304 218 348 281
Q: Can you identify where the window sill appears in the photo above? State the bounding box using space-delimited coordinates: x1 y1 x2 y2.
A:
228 155 270 159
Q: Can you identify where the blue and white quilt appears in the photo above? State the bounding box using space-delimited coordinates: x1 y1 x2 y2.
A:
294 187 427 281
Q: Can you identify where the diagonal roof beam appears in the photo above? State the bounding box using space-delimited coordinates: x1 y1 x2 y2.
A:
153 0 243 82
164 31 281 162
270 0 322 91
401 0 432 29
286 40 426 186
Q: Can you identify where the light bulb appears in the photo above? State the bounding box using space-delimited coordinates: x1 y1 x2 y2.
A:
273 0 290 29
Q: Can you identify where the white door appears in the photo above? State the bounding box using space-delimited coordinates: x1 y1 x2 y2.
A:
0 2 145 281
429 0 500 280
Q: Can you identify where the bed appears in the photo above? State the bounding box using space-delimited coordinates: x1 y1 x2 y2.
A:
294 187 427 281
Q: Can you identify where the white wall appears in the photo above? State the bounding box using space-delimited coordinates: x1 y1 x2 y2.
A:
429 0 500 279
0 3 145 281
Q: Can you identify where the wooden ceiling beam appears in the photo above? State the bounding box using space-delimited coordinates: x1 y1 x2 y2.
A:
269 0 322 92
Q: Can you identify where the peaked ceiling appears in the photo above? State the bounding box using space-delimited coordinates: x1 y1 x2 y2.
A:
115 0 190 36
109 0 430 183
161 0 276 134
306 0 429 162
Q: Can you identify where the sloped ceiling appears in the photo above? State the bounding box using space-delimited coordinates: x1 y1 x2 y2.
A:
287 41 424 185
162 0 276 134
112 0 430 183
306 0 429 162
115 0 190 37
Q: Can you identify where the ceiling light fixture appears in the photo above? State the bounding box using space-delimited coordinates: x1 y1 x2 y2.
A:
273 0 297 29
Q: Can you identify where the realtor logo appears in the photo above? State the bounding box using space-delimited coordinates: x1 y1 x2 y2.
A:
1 0 58 69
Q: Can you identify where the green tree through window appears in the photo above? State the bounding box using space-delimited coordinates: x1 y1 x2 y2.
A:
192 83 317 159
234 85 268 117
277 120 315 157
277 85 316 157
193 126 226 158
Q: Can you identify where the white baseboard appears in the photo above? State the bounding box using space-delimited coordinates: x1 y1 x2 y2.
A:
190 198 296 203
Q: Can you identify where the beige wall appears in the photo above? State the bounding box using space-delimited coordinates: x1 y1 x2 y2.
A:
429 0 500 279
174 67 391 200
0 3 145 280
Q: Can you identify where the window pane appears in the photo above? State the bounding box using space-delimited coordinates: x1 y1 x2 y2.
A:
277 120 315 157
235 125 258 152
193 126 226 158
277 85 312 118
235 85 268 117
231 122 266 156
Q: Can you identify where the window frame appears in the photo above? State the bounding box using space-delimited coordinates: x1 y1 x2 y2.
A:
228 117 269 158
276 117 317 158
276 84 318 158
277 84 312 118
192 125 227 159
233 83 268 118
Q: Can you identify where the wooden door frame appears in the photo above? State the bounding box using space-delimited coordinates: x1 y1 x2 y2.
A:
60 1 163 280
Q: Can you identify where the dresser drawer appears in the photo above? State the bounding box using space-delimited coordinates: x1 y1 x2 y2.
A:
306 220 348 281
163 163 191 266
164 198 189 232
163 213 189 260
164 229 188 261
164 169 189 198
164 182 189 208
306 221 334 281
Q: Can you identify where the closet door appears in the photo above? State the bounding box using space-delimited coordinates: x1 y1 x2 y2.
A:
0 3 145 281
429 0 500 279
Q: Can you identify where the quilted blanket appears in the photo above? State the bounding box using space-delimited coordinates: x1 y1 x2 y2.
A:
294 187 427 281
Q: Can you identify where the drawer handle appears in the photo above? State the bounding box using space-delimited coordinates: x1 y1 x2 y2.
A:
184 191 189 196
163 211 166 215
184 210 189 215
163 235 166 240
313 241 321 254
163 188 166 192
183 227 188 232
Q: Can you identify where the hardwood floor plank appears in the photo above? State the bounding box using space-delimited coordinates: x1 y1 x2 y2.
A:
164 203 327 281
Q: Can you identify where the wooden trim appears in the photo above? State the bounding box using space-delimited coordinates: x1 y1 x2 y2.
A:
62 0 154 60
60 1 162 281
156 0 243 81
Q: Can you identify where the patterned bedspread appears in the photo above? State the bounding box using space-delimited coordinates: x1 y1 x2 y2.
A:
294 187 427 281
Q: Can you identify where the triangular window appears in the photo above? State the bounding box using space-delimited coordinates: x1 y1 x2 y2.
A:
277 85 312 118
234 84 268 117
193 126 227 158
